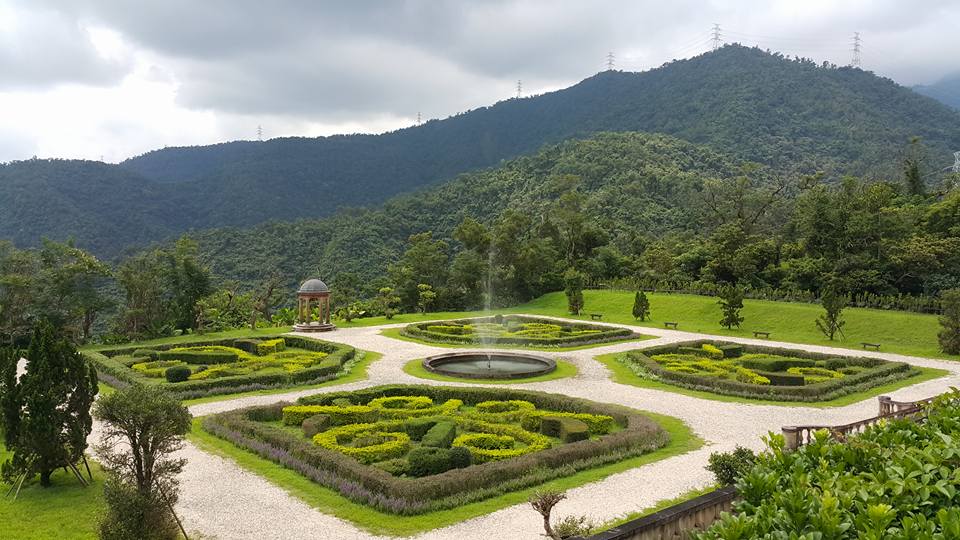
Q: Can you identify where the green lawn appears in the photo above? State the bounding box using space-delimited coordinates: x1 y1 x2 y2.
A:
0 437 105 540
380 327 653 351
515 290 955 360
401 357 578 384
595 352 950 408
187 412 701 536
182 351 382 406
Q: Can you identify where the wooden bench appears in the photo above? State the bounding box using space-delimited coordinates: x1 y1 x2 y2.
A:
589 313 603 321
753 331 771 339
664 321 679 329
861 342 881 351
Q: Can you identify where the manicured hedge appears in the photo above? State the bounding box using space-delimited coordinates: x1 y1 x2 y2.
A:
201 385 669 515
621 340 917 402
85 335 356 400
401 315 636 348
421 421 456 448
157 349 239 365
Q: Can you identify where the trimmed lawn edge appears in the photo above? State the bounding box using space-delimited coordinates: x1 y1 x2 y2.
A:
186 412 702 536
182 351 381 407
401 357 578 384
596 352 950 408
380 327 653 352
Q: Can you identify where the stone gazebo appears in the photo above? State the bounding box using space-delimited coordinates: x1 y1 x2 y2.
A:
293 278 336 332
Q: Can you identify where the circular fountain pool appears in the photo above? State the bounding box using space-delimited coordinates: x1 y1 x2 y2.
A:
422 352 556 380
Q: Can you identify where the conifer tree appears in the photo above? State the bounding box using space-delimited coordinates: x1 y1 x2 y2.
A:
564 269 585 315
816 286 848 341
632 291 650 321
938 289 960 355
717 285 745 329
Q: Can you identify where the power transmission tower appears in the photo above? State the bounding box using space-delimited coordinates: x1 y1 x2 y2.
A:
711 24 722 50
606 51 615 71
516 80 522 98
257 125 263 141
851 32 862 68
416 112 422 125
953 151 960 173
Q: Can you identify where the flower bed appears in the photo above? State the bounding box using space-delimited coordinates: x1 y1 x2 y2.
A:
401 315 636 347
84 335 355 400
615 340 918 402
201 384 669 515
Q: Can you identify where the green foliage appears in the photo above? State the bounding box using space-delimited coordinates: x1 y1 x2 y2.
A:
301 415 331 438
563 268 585 315
407 446 472 478
697 391 960 539
403 315 631 348
939 288 960 354
632 291 650 321
558 418 590 443
164 365 191 383
717 285 745 329
420 421 456 448
1 321 98 487
816 286 848 340
98 473 180 540
706 446 756 486
313 422 412 464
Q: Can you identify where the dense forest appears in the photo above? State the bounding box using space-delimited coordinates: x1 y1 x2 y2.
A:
2 45 960 257
3 131 958 343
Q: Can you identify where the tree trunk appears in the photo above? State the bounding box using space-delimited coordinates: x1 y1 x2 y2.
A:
40 468 52 487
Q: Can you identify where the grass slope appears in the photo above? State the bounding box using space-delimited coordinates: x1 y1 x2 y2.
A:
0 437 105 540
402 358 578 384
596 352 949 408
187 412 701 536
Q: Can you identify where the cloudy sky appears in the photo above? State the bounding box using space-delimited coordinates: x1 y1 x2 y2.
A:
1 0 958 163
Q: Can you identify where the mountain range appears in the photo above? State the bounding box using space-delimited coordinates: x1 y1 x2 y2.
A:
2 44 959 258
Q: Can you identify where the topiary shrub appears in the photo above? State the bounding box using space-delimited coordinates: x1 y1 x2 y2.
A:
164 365 192 383
753 370 805 386
407 446 471 477
232 339 262 354
558 418 589 443
706 446 757 486
157 348 239 365
256 338 286 356
718 344 743 358
421 421 456 448
302 414 330 438
403 418 439 440
540 416 565 438
372 458 410 476
738 355 816 372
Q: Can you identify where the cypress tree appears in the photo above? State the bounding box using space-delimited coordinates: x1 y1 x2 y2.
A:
718 285 745 329
632 291 650 321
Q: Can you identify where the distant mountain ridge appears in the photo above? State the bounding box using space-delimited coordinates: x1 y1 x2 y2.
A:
913 73 960 110
3 44 960 256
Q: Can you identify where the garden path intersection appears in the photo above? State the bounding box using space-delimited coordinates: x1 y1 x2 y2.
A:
93 316 960 540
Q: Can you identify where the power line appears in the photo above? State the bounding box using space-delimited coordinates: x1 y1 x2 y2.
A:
606 51 615 71
851 32 862 68
711 23 723 51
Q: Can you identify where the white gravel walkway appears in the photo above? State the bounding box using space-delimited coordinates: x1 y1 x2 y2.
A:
101 317 960 539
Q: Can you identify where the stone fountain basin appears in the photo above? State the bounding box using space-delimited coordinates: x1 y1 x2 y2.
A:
422 351 556 380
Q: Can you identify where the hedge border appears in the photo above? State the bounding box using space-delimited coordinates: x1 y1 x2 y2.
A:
201 384 669 515
84 335 355 400
400 315 636 348
623 340 918 402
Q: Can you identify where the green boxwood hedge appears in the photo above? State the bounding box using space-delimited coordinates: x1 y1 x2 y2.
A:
85 335 355 400
401 315 636 348
201 384 669 515
621 340 917 402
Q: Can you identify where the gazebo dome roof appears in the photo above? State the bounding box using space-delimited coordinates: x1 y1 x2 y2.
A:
298 278 330 294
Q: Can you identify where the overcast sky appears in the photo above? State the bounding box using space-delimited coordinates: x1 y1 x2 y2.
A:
1 0 958 163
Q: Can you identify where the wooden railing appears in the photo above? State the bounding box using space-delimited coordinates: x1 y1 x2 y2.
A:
575 486 738 540
782 394 934 451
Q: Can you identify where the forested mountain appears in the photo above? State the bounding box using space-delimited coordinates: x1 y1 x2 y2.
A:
3 45 960 257
913 73 960 110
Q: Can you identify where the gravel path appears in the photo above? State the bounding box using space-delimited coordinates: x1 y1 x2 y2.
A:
99 317 960 539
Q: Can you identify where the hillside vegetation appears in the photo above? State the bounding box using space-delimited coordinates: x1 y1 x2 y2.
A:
3 45 960 256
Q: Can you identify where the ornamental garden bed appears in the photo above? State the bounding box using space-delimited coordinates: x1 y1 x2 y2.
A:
615 340 919 402
400 314 637 348
200 384 669 515
84 335 355 400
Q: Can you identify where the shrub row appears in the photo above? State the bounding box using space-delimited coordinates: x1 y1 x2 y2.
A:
157 348 239 365
402 315 635 347
201 385 669 514
85 335 355 399
622 341 916 402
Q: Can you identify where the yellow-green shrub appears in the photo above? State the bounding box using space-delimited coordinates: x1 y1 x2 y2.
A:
312 422 411 464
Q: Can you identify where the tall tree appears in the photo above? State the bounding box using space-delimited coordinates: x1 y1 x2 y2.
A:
1 321 98 487
250 271 285 330
938 289 960 355
164 236 212 331
717 285 745 329
390 232 449 311
632 290 650 321
36 239 112 342
115 250 169 339
563 268 585 315
0 241 38 345
902 136 927 197
816 285 848 340
94 385 192 540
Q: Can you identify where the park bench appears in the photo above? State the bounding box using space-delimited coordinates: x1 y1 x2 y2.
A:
753 331 771 339
589 313 603 321
664 321 679 329
861 342 881 351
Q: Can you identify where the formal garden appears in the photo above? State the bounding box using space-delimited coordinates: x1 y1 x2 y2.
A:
200 384 672 517
399 314 639 348
84 336 356 400
611 340 924 402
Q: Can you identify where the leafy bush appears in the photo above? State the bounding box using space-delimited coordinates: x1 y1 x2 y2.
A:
421 421 456 448
403 418 439 440
701 344 724 359
282 405 376 426
312 422 411 464
232 338 261 354
718 344 743 358
132 349 158 360
302 414 330 437
372 458 410 476
558 418 589 443
164 365 192 383
408 446 471 477
697 392 960 538
705 446 756 486
157 347 240 365
256 338 286 356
